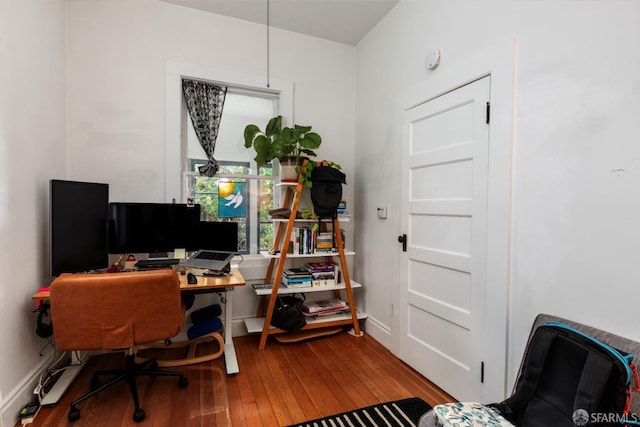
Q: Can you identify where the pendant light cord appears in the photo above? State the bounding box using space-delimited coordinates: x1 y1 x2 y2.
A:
266 0 270 88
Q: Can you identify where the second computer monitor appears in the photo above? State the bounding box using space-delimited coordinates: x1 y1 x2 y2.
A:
199 221 238 252
108 203 202 254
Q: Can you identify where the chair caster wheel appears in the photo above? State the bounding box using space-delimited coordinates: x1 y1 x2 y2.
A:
179 376 188 388
133 408 145 422
68 406 80 422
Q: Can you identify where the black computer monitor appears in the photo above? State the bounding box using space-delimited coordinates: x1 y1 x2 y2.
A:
199 221 239 252
108 203 201 254
50 179 109 276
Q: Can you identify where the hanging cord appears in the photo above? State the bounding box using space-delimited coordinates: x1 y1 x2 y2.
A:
266 0 270 88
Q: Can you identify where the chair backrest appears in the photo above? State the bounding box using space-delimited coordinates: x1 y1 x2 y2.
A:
50 269 184 351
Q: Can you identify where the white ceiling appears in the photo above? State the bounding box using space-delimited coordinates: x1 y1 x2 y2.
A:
158 0 400 45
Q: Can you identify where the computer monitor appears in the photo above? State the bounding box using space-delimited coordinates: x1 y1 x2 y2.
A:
108 202 201 254
199 221 239 252
50 179 109 276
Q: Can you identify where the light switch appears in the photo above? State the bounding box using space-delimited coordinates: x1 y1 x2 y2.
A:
377 206 387 219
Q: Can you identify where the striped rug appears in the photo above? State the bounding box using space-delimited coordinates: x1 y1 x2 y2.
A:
289 397 431 427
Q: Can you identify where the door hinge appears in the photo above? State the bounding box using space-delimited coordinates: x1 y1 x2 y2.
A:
485 102 490 124
481 361 485 383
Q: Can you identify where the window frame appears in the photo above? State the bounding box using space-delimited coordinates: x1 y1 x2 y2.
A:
185 159 275 255
165 63 293 256
164 61 294 205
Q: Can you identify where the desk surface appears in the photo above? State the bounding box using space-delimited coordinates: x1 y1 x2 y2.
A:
32 268 245 300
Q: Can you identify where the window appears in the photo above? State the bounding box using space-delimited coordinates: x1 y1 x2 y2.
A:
183 86 279 254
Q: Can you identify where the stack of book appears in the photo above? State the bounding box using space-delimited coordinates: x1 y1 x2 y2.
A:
314 232 334 253
337 199 348 216
307 262 336 287
303 298 349 317
282 268 313 288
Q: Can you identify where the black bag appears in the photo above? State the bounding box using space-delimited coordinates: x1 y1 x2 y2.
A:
492 321 638 427
310 166 345 218
271 294 306 332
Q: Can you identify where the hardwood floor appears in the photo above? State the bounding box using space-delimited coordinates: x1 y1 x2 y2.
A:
229 332 453 426
23 347 229 427
20 331 452 426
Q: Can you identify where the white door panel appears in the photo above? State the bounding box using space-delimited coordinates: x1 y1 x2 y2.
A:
399 76 490 401
410 262 472 313
410 158 473 200
409 98 476 153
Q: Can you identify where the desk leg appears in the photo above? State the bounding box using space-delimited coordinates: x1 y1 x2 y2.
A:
223 287 239 375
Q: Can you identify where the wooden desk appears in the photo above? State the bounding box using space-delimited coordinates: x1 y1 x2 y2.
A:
179 267 245 375
33 268 245 375
33 268 245 298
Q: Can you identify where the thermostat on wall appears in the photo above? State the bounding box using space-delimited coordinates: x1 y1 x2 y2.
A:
377 206 387 219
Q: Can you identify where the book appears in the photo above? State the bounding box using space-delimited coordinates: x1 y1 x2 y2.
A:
303 298 349 315
282 280 313 288
307 262 335 272
283 276 313 284
285 268 313 277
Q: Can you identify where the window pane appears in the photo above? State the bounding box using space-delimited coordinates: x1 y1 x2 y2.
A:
188 161 274 254
258 166 274 252
184 83 278 254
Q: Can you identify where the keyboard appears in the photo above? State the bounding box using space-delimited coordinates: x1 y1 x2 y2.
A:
194 251 231 261
135 258 180 269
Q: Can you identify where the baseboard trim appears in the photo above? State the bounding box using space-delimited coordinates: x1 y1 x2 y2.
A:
361 316 391 349
1 349 54 427
1 351 89 427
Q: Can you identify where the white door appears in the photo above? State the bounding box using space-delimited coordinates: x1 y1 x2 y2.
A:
398 76 491 401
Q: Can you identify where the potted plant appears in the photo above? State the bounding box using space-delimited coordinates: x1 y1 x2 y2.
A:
243 116 322 182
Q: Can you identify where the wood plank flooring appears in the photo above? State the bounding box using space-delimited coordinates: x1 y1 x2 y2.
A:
22 347 229 427
229 332 453 426
19 331 452 427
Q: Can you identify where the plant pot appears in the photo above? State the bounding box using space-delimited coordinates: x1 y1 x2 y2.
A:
278 156 300 182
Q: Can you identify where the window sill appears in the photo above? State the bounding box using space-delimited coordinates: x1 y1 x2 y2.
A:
232 254 270 268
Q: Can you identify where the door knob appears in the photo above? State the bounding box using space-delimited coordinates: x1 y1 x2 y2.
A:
398 234 407 252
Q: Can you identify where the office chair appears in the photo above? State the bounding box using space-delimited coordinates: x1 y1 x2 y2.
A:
50 269 188 423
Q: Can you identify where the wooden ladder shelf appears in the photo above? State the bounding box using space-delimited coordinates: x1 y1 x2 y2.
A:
257 160 362 350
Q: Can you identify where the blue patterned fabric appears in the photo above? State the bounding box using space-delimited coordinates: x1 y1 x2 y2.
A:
433 402 514 427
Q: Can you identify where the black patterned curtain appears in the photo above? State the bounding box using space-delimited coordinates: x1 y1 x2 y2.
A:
182 79 228 177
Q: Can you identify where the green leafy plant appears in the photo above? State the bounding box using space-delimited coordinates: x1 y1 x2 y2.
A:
243 116 322 168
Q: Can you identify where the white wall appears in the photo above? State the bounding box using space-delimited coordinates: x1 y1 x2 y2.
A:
65 0 357 337
65 0 356 203
0 0 67 424
6 0 638 421
355 0 640 393
0 0 355 424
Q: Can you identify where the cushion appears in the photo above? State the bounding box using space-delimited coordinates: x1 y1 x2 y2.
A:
433 402 514 427
187 317 223 340
190 304 222 324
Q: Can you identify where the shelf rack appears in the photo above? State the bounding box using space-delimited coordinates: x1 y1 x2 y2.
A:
249 160 364 350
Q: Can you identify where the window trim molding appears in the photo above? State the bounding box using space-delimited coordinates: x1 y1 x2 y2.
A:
164 61 294 202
